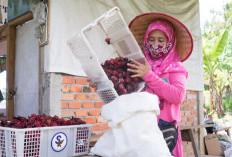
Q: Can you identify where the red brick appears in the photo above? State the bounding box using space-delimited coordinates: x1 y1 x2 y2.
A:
183 152 188 157
63 77 75 84
85 117 96 124
102 123 110 130
69 102 81 109
83 102 94 108
88 94 100 101
184 111 191 116
62 110 75 118
75 94 87 101
188 151 194 156
191 110 197 115
90 87 96 93
191 100 196 105
96 131 106 136
183 101 189 105
179 124 184 128
70 85 82 92
61 102 67 109
89 109 101 116
92 124 101 131
188 116 194 122
181 106 187 111
182 141 188 146
185 143 193 152
186 122 192 126
187 105 194 110
61 94 74 101
62 85 69 92
97 117 107 123
181 112 185 117
75 110 88 117
181 117 187 122
190 90 196 94
193 121 198 125
95 102 104 108
76 78 88 85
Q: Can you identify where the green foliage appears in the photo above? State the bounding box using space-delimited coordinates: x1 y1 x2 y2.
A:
204 84 209 90
204 103 210 111
223 96 232 112
0 56 6 67
203 29 229 80
202 1 232 115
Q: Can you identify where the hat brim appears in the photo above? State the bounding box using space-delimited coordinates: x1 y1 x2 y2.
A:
129 12 193 62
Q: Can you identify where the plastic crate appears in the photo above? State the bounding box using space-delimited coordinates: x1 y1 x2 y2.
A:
67 7 145 104
0 124 92 157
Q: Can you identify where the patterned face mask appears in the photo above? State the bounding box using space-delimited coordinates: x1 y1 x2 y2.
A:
144 42 172 59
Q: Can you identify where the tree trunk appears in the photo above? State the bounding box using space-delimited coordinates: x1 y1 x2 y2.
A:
209 77 214 112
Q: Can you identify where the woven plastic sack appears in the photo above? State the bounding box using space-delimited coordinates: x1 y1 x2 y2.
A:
90 92 172 157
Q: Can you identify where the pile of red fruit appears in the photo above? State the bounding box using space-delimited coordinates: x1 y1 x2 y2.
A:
101 57 142 95
0 114 86 128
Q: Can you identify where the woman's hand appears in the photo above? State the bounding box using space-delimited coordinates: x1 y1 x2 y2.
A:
127 59 151 78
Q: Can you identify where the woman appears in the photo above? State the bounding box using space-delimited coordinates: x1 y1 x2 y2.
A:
127 13 193 157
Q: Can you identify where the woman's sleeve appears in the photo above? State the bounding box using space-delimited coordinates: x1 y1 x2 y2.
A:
142 70 187 104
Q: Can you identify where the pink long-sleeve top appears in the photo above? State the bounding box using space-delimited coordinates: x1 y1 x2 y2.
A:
142 69 187 123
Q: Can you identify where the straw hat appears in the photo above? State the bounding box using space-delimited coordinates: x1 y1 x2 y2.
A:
129 12 193 62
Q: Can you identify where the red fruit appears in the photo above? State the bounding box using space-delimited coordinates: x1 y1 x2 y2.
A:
119 77 124 84
105 38 111 44
51 122 58 126
125 77 131 84
122 72 126 77
45 119 52 126
118 84 127 94
107 69 113 75
109 59 115 64
126 85 133 93
52 115 59 121
101 57 142 95
34 121 43 127
111 76 118 83
115 61 122 68
112 70 118 76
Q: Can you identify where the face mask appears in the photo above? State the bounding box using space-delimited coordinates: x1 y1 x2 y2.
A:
144 43 172 59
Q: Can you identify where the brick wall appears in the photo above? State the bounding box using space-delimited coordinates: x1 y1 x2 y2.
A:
180 90 198 157
61 75 109 136
61 75 199 155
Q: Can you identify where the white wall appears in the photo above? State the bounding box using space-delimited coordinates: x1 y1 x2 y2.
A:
14 20 39 117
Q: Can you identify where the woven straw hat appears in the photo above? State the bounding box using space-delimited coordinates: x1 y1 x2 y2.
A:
129 12 193 62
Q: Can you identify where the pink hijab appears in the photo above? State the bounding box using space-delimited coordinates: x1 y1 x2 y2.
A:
144 19 188 77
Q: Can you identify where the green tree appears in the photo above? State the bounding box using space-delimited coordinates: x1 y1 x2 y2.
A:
202 1 232 117
0 56 6 72
203 29 229 117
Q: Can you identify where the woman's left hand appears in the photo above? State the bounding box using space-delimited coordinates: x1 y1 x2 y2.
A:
127 59 151 78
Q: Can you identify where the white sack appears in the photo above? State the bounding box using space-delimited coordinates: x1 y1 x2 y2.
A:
91 92 172 157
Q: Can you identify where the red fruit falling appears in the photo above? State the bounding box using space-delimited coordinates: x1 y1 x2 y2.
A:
101 57 142 95
105 38 111 44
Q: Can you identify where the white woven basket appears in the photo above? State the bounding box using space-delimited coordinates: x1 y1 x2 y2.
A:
0 124 92 157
